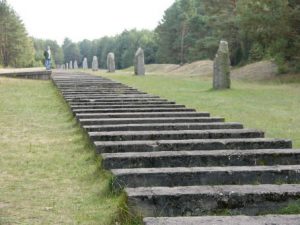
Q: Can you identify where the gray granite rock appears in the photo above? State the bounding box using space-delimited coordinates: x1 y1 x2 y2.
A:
107 52 115 72
92 56 98 71
74 60 78 69
134 47 145 75
82 57 88 69
213 40 231 89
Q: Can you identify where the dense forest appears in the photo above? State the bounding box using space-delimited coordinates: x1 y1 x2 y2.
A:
1 0 299 73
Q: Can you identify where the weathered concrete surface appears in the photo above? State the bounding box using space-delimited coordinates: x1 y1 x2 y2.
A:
0 69 52 80
102 149 300 169
73 107 196 114
78 117 224 125
112 165 300 189
144 215 300 225
89 129 264 141
51 72 296 222
70 104 186 109
127 184 300 216
95 138 292 153
75 112 211 119
83 122 243 132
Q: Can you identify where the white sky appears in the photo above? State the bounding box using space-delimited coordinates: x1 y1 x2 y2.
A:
6 0 175 45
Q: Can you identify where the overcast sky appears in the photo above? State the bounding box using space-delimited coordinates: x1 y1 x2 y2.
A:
6 0 175 45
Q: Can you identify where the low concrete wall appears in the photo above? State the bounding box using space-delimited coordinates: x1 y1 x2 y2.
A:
0 70 52 80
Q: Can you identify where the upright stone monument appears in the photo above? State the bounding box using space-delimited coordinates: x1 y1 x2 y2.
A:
82 57 88 69
92 56 98 71
107 52 115 73
74 60 78 69
134 47 145 75
69 61 73 69
213 40 231 89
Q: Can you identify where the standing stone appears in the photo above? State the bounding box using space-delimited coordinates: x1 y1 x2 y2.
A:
66 63 69 70
82 57 88 69
213 40 231 89
134 47 145 75
74 60 78 69
92 56 98 71
107 52 115 73
69 61 73 69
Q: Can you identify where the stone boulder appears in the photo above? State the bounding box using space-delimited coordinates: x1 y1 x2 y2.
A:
134 47 145 75
74 60 78 69
107 52 115 73
213 40 231 89
82 57 88 69
92 56 98 71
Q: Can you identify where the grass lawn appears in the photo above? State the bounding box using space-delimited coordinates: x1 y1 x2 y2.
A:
0 77 126 225
94 71 300 148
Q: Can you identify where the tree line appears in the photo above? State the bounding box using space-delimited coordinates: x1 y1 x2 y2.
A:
1 0 299 73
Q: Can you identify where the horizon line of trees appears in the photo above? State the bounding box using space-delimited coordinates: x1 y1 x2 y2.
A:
1 0 299 73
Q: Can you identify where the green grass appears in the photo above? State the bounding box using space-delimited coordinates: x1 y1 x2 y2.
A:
0 77 135 225
94 71 300 148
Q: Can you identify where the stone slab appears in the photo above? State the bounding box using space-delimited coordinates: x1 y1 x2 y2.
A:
89 129 264 141
102 149 300 169
143 215 300 225
112 165 300 188
79 117 224 125
95 138 292 153
126 184 300 216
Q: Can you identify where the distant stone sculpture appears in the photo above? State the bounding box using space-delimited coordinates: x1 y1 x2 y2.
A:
107 52 115 73
213 40 231 89
92 56 98 71
69 61 73 69
134 47 145 75
82 57 88 69
74 60 78 69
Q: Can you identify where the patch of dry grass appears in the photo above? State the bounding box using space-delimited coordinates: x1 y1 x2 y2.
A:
0 77 125 225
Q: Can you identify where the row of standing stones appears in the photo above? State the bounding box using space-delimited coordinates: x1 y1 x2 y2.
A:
51 65 300 224
58 41 230 90
58 47 145 75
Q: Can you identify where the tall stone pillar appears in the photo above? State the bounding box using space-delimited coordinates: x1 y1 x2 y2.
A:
134 47 145 75
92 56 98 71
107 52 115 73
82 57 88 69
213 40 231 89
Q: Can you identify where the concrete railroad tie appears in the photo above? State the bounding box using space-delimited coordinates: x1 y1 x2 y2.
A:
52 72 300 224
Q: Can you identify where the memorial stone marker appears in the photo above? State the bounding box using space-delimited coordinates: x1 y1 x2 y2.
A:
83 57 88 69
213 40 231 89
92 56 98 71
107 52 115 73
134 47 145 75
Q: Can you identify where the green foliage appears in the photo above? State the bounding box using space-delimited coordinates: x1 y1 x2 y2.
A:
0 0 35 67
156 0 300 72
33 38 64 67
62 38 80 64
249 43 264 62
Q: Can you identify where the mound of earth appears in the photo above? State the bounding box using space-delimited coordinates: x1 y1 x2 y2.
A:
145 60 278 80
145 64 180 73
146 60 213 76
232 60 278 80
